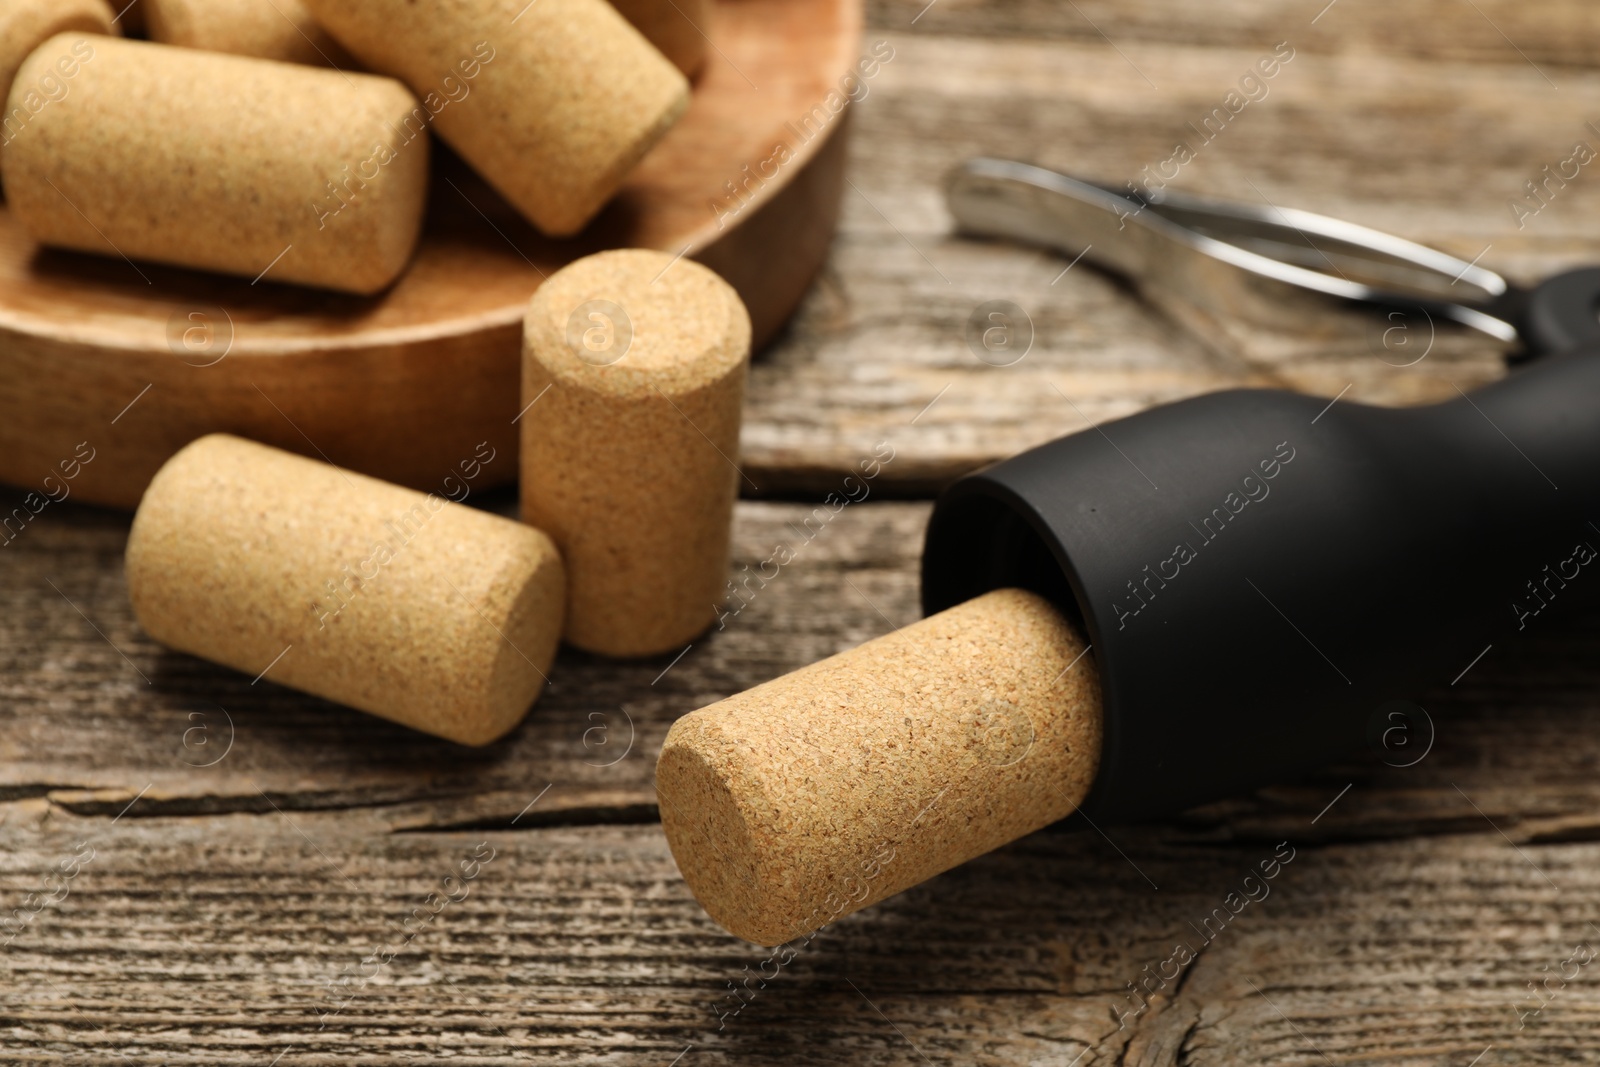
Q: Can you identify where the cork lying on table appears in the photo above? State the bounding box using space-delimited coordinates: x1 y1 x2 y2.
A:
145 0 354 68
1 35 427 294
126 435 566 746
303 0 689 237
0 0 116 123
522 249 751 658
609 0 709 78
656 588 1103 946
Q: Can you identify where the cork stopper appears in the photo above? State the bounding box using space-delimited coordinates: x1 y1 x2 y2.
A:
656 588 1103 945
126 435 566 746
521 248 751 657
145 0 354 68
1 34 427 294
302 0 689 237
609 0 708 78
0 0 116 122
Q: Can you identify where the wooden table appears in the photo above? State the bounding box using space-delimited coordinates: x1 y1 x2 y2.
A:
6 1 1600 1061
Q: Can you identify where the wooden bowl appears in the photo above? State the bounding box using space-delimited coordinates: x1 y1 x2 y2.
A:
0 0 861 510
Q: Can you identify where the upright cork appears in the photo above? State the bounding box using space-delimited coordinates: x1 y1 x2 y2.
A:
656 588 1103 946
609 0 708 78
145 0 354 68
302 0 689 236
1 34 427 294
0 0 116 127
126 435 566 746
522 249 750 657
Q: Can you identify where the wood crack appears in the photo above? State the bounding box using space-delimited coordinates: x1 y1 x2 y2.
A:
1110 924 1212 1067
390 802 663 833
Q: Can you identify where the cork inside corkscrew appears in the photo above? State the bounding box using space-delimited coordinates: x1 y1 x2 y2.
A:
656 587 1102 945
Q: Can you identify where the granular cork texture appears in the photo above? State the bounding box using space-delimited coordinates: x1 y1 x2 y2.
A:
656 588 1103 945
0 0 115 126
303 0 689 236
146 0 354 68
522 249 751 657
126 435 566 746
609 0 708 78
1 35 426 294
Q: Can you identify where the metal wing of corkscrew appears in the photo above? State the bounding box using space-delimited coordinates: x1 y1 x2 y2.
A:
943 157 1549 356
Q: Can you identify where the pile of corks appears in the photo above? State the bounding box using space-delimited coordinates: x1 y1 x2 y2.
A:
0 0 704 290
0 0 754 745
2 0 1113 949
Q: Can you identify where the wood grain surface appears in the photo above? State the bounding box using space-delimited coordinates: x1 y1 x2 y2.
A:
7 0 1600 1062
743 0 1600 492
4 492 1600 1063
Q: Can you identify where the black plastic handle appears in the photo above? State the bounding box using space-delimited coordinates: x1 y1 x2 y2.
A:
1519 268 1600 360
923 352 1600 822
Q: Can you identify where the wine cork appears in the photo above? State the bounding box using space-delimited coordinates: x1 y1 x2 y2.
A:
657 588 1102 945
0 0 115 126
126 435 566 746
145 0 354 68
1 34 427 294
609 0 707 78
521 249 750 657
302 0 689 236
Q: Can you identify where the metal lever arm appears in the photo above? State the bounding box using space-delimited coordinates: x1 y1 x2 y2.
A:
945 158 1519 344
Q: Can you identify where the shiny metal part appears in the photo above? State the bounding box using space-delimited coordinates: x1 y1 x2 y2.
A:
945 157 1521 344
